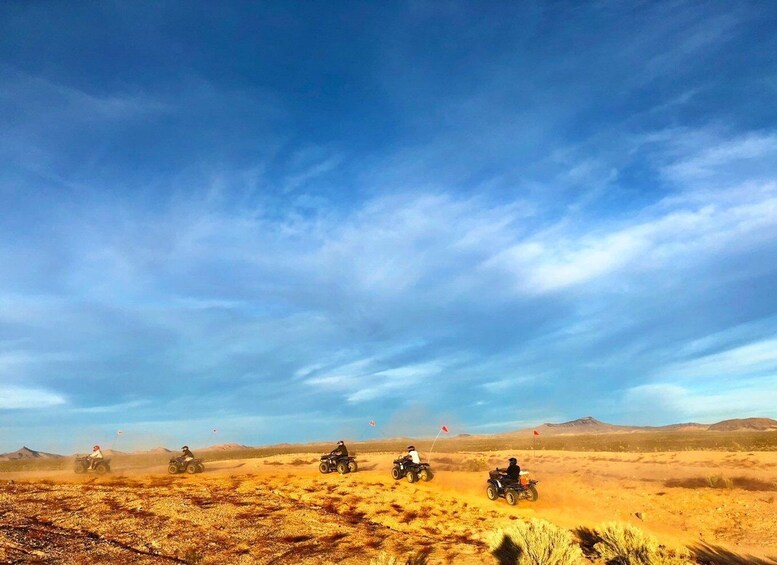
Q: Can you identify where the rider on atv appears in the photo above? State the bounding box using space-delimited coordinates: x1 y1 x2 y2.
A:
330 440 349 458
505 457 521 480
87 445 103 470
404 445 421 464
181 445 195 461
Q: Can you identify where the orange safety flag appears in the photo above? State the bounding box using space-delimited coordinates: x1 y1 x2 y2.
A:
441 425 449 433
533 430 539 436
369 420 376 427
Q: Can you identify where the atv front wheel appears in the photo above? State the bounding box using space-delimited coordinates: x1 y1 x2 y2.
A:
505 489 518 506
74 463 86 474
419 468 432 482
391 466 402 480
406 470 418 483
168 464 179 474
486 484 498 500
336 461 349 474
348 460 358 473
319 461 330 474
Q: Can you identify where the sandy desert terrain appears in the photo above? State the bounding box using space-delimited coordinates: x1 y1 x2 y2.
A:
2 447 777 564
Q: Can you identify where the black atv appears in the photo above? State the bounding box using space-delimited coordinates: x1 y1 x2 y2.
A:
74 456 111 475
168 456 205 474
486 469 538 505
391 456 433 483
319 454 357 474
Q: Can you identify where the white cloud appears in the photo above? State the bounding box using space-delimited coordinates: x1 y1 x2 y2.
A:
658 337 777 381
665 133 777 182
484 181 777 293
623 380 777 423
0 386 66 409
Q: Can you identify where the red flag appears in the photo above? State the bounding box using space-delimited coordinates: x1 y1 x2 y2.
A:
441 425 449 433
369 420 376 427
533 430 539 436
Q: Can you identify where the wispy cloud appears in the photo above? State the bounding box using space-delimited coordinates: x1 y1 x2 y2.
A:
0 386 66 409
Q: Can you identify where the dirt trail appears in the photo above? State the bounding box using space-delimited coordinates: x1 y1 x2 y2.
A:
2 449 776 563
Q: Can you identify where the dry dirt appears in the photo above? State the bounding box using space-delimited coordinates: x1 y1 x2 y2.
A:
2 450 777 564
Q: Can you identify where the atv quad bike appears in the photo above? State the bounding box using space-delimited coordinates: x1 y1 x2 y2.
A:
486 469 538 505
74 456 111 475
391 456 433 483
319 454 358 474
168 456 205 474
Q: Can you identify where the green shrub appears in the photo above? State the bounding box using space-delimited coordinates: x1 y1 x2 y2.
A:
593 522 692 565
487 519 584 565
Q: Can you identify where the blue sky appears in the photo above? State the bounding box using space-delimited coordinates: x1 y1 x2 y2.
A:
1 2 777 453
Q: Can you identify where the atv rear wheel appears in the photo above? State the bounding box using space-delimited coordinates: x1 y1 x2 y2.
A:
337 461 349 474
319 461 330 474
505 489 518 505
391 466 402 480
95 463 108 475
195 463 205 473
348 460 358 473
419 468 432 482
406 470 418 483
526 485 538 501
168 464 179 474
486 483 498 500
186 463 197 474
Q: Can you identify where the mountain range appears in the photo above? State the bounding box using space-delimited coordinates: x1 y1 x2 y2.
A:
2 417 775 459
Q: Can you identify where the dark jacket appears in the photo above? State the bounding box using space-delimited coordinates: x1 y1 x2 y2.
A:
330 444 348 458
506 462 521 480
182 448 195 459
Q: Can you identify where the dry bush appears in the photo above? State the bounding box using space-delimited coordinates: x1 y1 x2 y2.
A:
593 522 692 565
691 541 777 565
289 458 317 466
487 519 584 565
665 476 776 491
460 457 490 472
400 509 418 523
369 551 428 565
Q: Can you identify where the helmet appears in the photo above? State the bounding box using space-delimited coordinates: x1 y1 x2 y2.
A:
93 445 100 451
181 446 189 451
337 440 344 446
407 445 415 451
509 457 517 464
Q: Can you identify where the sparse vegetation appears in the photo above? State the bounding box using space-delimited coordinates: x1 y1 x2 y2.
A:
487 519 584 565
593 522 693 565
665 476 777 491
370 551 429 565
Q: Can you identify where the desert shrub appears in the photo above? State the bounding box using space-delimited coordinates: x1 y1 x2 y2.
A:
181 548 204 564
487 519 584 565
593 522 692 565
370 551 428 565
460 457 490 472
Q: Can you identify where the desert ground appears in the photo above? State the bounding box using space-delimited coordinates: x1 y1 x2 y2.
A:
2 444 777 564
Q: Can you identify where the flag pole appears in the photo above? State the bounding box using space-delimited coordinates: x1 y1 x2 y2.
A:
428 425 448 466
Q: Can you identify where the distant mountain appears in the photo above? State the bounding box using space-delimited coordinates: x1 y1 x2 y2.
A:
0 446 63 461
539 416 620 434
144 447 173 454
504 416 775 436
708 418 777 432
200 443 251 451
